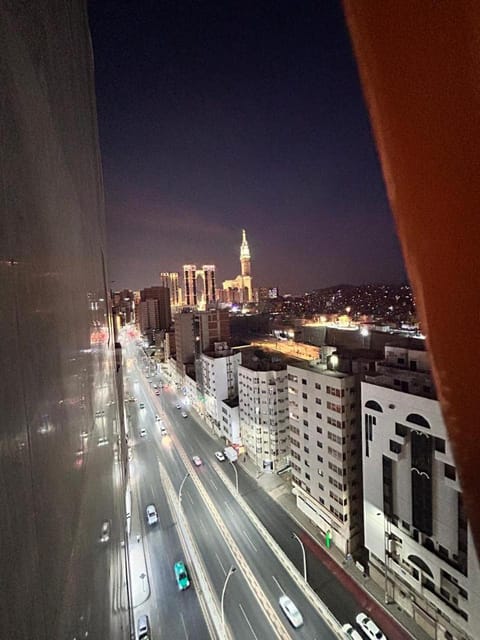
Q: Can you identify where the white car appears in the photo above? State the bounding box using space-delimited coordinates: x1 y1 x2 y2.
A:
146 504 158 525
100 520 110 543
175 403 181 409
279 595 303 628
155 415 161 421
160 426 167 436
355 613 387 640
140 428 146 437
214 451 226 462
181 411 188 418
192 456 202 467
342 623 363 640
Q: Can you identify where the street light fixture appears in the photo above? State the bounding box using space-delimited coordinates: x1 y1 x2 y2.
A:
178 472 190 505
221 566 236 639
291 532 307 582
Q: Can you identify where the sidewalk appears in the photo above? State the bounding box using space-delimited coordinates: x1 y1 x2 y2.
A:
128 477 151 608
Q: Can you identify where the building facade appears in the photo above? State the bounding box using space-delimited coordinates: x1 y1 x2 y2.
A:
287 360 362 555
362 343 480 640
202 265 216 306
183 264 197 307
238 353 289 472
0 4 130 638
201 343 241 440
160 271 181 308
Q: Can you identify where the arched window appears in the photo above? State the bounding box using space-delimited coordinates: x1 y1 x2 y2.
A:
408 554 434 577
406 413 430 429
365 400 383 412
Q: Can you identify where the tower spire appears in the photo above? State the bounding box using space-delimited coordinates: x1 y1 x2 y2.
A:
240 228 251 278
240 228 250 260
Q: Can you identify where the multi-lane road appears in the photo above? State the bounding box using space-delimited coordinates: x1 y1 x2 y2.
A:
123 335 400 640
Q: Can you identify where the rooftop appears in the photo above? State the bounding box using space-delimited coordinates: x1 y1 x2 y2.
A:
287 358 353 379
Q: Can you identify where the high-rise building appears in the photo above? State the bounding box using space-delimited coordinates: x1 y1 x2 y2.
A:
183 264 197 307
1 5 130 638
139 286 171 336
362 340 480 640
201 342 241 441
287 359 362 555
238 350 289 472
173 311 196 373
240 228 251 277
202 265 216 305
222 229 253 304
160 271 181 308
173 309 230 376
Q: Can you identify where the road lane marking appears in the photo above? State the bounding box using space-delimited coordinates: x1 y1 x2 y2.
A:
239 603 260 640
180 612 188 639
224 501 234 515
198 518 208 536
162 428 290 639
215 552 226 575
243 529 258 552
272 575 283 594
209 476 218 491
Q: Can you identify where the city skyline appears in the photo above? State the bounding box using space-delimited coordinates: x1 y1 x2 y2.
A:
89 2 406 293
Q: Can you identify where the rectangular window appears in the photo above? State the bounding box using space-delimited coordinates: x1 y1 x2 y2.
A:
445 464 456 481
435 437 446 453
390 440 402 454
395 423 408 437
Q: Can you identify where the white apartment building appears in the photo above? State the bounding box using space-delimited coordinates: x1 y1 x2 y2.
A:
362 343 480 640
238 359 289 472
287 360 362 555
220 397 240 445
201 343 241 441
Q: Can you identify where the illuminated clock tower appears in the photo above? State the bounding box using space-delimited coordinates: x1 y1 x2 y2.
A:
240 228 251 277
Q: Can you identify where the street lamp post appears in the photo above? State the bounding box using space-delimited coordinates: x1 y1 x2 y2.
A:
221 566 236 639
229 460 239 494
178 472 190 505
292 532 307 582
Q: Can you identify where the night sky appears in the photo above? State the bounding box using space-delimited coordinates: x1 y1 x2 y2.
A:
88 1 406 294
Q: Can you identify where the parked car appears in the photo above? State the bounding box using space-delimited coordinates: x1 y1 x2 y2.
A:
137 614 150 640
140 428 146 437
355 613 387 640
155 415 161 421
160 426 168 436
214 451 226 462
174 561 190 590
175 403 181 409
342 623 363 640
100 520 110 543
192 456 202 467
181 411 188 418
279 595 303 628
